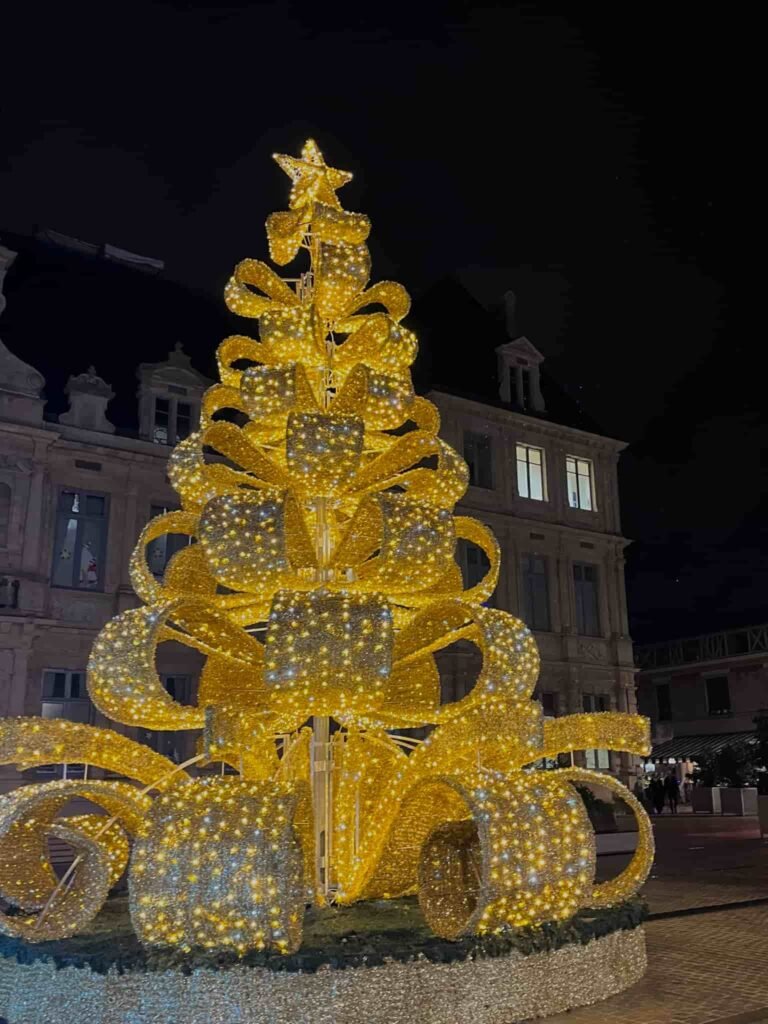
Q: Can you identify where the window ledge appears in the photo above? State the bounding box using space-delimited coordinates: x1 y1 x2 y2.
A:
50 585 107 594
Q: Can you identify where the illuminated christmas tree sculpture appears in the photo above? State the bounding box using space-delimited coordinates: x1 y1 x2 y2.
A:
0 141 653 955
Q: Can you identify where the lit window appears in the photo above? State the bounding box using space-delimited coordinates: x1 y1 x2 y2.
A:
516 444 546 501
39 670 92 776
457 539 494 606
51 490 108 590
520 553 550 630
153 397 197 445
584 748 611 770
706 676 731 716
566 455 595 510
573 562 600 636
147 504 193 576
463 431 493 489
582 694 610 769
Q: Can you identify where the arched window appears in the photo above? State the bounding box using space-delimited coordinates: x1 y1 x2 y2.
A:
0 481 11 546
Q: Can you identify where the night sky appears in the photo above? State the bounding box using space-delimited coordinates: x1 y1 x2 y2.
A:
1 3 755 643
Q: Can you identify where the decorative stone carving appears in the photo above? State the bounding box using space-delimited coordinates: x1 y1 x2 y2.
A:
577 639 609 663
50 593 109 626
59 366 115 433
0 455 33 474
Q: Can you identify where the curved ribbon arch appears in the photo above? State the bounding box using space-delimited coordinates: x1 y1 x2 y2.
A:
549 767 655 908
0 718 185 789
0 780 152 941
88 599 264 730
224 259 300 318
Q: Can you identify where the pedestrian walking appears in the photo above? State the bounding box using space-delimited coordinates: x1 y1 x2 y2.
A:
634 776 652 815
664 773 680 814
683 774 693 804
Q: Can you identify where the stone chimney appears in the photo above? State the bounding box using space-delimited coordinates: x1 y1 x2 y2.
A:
59 366 115 433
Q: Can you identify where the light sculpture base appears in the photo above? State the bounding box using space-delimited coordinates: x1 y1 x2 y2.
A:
0 922 646 1024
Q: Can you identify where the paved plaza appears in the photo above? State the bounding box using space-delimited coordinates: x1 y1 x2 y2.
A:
543 812 768 1024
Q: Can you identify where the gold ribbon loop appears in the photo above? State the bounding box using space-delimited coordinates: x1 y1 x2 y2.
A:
552 768 655 908
224 259 300 318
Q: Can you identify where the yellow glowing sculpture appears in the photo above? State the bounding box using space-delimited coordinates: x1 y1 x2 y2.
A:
0 140 653 954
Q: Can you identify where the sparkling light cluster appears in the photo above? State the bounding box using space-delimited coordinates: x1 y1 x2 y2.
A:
0 926 648 1024
0 139 654 957
130 778 308 954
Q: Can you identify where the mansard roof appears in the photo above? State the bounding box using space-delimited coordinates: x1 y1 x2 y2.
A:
0 229 230 434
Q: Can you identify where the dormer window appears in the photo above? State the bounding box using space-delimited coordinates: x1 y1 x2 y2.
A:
520 365 532 410
152 397 194 445
137 344 211 445
495 335 545 412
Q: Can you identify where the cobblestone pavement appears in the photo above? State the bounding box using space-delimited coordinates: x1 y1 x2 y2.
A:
601 813 768 915
541 904 768 1024
539 814 768 1024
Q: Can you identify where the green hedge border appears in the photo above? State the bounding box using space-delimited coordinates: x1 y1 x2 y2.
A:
0 898 647 976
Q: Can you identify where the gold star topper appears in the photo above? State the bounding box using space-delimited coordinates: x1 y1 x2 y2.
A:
273 139 352 211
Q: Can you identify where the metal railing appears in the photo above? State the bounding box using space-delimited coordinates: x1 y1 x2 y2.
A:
635 623 768 670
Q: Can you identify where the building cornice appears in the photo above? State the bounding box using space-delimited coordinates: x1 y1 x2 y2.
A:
1 419 175 463
428 389 627 452
457 501 631 547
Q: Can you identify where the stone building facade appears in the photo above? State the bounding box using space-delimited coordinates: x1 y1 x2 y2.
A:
433 335 637 782
635 624 768 765
0 239 639 794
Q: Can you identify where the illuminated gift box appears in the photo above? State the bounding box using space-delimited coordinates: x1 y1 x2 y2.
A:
263 590 393 719
129 777 307 954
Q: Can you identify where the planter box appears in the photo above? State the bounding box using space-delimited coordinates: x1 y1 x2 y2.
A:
720 787 758 816
691 787 721 813
758 795 768 837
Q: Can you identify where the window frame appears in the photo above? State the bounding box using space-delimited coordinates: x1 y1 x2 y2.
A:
138 674 193 760
50 488 110 592
38 669 92 775
566 455 596 511
520 552 551 631
516 443 547 501
147 502 193 576
457 538 495 606
540 691 558 718
573 561 601 636
582 693 610 770
152 394 196 446
463 430 494 490
705 674 732 717
656 682 672 721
